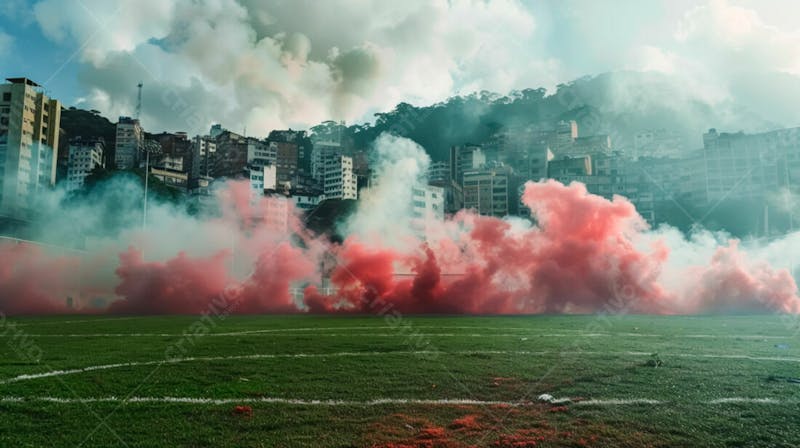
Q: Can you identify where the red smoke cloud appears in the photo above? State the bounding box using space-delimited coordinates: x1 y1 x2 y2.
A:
109 248 232 314
305 180 673 314
0 180 797 315
688 241 800 314
0 243 79 314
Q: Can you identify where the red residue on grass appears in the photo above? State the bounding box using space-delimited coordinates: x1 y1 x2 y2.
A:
491 376 518 387
364 405 616 448
232 405 253 416
368 414 465 448
449 414 482 431
549 405 569 413
490 430 547 447
418 427 447 439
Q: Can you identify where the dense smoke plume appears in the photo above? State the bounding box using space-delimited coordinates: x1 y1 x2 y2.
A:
0 135 798 316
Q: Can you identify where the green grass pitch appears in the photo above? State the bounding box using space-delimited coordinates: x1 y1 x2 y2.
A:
0 314 798 447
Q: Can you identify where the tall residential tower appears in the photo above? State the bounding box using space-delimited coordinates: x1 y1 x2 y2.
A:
0 78 61 221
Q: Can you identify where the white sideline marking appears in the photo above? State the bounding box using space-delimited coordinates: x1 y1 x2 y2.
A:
12 317 147 326
575 399 663 405
0 396 793 406
707 398 781 404
3 350 800 385
4 327 789 339
0 396 517 406
0 351 443 384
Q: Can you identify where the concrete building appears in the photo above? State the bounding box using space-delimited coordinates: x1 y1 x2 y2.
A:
323 154 357 200
462 164 513 217
268 129 312 183
262 193 290 233
633 129 684 160
570 135 611 156
209 124 225 139
0 77 61 221
548 155 592 179
427 161 449 184
507 143 553 182
114 116 142 169
290 189 324 211
150 167 189 190
698 128 800 206
65 138 104 192
250 164 277 195
428 160 462 215
193 135 217 177
274 141 298 188
247 139 276 170
552 120 578 151
449 144 486 183
550 152 657 223
211 130 248 179
150 132 199 190
411 183 444 237
629 154 704 206
412 184 445 220
311 140 343 183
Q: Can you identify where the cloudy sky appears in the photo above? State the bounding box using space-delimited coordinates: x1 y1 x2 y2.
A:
1 0 799 136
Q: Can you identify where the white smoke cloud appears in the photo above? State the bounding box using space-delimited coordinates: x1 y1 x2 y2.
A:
31 0 544 135
28 0 800 136
344 133 430 248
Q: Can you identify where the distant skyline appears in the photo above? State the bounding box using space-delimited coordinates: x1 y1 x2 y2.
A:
2 0 800 135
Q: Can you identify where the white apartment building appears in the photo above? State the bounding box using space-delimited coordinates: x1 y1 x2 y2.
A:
66 138 104 192
323 154 357 200
247 139 276 168
249 164 277 195
311 140 343 183
0 78 61 220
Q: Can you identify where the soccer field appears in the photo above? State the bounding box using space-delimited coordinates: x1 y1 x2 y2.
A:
0 315 798 447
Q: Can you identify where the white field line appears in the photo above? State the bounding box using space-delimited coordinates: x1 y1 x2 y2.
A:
0 351 445 384
0 396 794 406
5 333 612 338
706 398 782 404
3 350 800 385
11 317 148 326
574 399 663 405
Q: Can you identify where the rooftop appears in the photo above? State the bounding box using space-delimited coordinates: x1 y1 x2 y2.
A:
6 77 42 87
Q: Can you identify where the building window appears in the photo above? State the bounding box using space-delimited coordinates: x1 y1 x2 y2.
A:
2 93 10 102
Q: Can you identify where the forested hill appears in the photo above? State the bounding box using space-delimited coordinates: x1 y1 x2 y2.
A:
60 71 780 163
323 71 778 161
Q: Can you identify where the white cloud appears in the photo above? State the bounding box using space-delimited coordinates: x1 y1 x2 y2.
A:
28 0 800 135
676 0 800 75
31 0 545 135
0 30 11 56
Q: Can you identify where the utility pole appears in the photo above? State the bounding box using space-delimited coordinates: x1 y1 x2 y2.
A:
136 82 156 230
143 145 151 229
142 139 161 230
